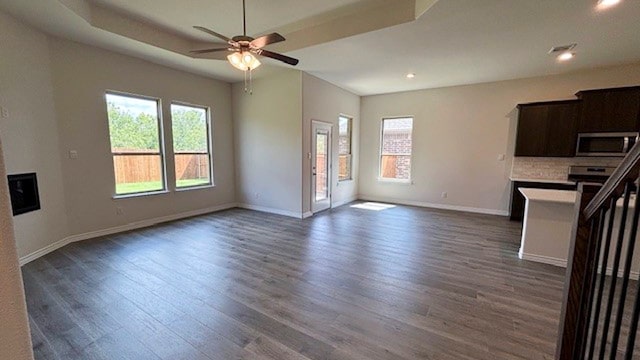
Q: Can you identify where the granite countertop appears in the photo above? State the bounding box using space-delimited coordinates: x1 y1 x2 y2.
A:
509 177 576 185
519 188 577 204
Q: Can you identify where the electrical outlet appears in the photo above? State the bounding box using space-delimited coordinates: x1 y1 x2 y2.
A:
1 106 8 118
441 192 448 199
116 207 124 215
254 192 260 199
497 153 506 161
69 150 78 159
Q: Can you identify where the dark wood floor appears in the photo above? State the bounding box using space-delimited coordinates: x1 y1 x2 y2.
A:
23 203 567 360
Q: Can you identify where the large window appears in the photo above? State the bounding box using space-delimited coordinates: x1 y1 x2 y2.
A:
338 115 352 181
171 103 212 188
380 117 413 181
106 92 165 195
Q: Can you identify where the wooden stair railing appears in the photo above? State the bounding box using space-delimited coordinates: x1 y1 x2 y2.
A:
557 142 640 360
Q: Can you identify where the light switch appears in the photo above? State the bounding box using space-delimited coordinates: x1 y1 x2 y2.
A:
69 150 78 159
1 106 8 118
497 154 506 161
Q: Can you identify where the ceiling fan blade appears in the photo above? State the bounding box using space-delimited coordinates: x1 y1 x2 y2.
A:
190 48 230 54
193 26 231 43
250 33 286 49
257 49 299 66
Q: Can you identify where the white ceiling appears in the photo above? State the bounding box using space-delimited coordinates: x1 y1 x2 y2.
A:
1 0 639 96
294 0 640 95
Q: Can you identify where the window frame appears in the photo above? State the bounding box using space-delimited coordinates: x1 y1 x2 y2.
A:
338 114 353 182
105 90 168 198
378 116 414 184
170 101 215 191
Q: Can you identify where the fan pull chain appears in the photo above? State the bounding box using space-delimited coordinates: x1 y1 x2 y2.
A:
243 69 248 93
243 68 253 95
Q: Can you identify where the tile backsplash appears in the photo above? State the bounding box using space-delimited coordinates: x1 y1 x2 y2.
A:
511 157 622 181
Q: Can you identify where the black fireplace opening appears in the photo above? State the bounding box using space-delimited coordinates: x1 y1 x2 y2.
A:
8 173 41 216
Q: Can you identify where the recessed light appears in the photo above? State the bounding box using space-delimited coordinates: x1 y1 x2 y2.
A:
558 52 575 62
406 73 416 79
597 0 621 10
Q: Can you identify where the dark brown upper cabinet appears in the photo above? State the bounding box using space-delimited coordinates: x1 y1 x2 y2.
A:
515 100 580 157
576 86 640 133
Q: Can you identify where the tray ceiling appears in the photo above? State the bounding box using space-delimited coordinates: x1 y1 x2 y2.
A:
1 0 639 95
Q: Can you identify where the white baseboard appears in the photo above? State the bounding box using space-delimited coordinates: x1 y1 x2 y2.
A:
19 202 237 266
19 237 73 266
605 268 640 280
519 251 640 280
237 203 303 219
357 195 509 216
301 195 357 219
332 195 358 209
519 251 567 267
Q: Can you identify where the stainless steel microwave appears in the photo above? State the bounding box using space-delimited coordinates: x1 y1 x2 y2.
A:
576 132 639 157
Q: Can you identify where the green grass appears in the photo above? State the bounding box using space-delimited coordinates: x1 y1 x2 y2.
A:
116 178 210 195
116 181 163 195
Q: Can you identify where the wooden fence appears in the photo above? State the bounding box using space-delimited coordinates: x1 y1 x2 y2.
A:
175 153 209 181
315 154 327 199
381 154 411 179
113 153 209 184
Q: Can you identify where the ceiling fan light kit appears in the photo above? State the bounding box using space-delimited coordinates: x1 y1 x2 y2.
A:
227 52 261 71
191 0 299 94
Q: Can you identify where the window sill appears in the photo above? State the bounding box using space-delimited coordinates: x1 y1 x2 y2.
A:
175 184 215 192
112 190 169 200
338 179 353 183
377 178 413 185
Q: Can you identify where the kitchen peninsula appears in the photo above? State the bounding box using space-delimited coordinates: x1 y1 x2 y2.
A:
518 187 640 278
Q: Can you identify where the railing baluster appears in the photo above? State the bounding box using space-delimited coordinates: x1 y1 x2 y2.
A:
599 183 632 359
624 179 640 359
610 182 640 359
557 143 640 360
583 209 606 359
557 183 603 360
588 198 618 359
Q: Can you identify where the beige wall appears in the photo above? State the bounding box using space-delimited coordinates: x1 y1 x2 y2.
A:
232 70 303 216
0 137 34 360
1 9 236 261
360 63 640 215
302 74 360 213
49 38 236 235
0 12 69 257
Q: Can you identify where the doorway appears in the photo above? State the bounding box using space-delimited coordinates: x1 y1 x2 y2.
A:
311 121 332 213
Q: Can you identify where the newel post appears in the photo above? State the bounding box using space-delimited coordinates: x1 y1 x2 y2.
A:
556 183 602 360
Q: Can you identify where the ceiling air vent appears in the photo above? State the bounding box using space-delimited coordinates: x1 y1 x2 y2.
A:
548 43 577 54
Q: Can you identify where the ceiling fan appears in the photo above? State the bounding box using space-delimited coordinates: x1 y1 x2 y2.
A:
191 0 299 71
